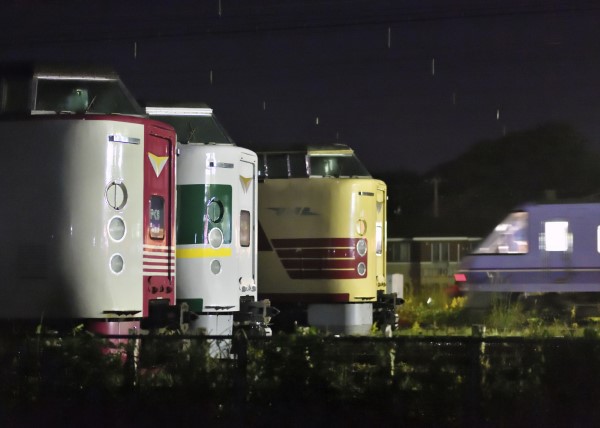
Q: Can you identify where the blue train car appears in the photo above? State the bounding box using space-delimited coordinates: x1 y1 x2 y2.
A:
455 202 600 303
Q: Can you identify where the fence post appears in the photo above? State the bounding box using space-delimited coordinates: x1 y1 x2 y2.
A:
233 330 249 415
467 334 483 425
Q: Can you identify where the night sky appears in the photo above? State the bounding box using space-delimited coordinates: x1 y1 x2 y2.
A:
2 0 600 173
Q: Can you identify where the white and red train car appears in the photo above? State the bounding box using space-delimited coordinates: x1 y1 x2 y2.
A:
0 63 177 334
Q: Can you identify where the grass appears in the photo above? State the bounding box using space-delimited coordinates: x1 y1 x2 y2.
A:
394 288 600 338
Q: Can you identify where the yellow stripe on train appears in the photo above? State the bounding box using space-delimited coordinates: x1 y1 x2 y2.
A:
176 247 232 258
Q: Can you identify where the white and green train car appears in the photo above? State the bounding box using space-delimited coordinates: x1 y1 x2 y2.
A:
146 105 271 353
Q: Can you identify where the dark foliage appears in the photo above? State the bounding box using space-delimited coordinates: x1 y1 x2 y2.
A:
379 122 600 237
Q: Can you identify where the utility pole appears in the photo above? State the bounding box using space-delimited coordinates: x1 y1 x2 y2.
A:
431 177 441 218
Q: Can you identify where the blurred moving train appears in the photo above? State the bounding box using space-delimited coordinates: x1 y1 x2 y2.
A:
256 145 401 334
455 201 600 309
145 104 273 345
0 63 178 335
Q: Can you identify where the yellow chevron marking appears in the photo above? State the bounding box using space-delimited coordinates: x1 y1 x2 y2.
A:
148 153 169 177
240 175 253 193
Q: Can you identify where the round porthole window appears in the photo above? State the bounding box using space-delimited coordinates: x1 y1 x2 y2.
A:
356 239 367 257
210 259 222 275
108 216 126 241
208 227 224 248
110 254 124 274
357 262 367 276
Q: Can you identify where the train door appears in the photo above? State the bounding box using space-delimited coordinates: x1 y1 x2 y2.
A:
143 129 176 315
239 159 256 286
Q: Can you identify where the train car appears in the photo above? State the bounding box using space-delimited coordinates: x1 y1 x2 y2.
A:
0 63 177 335
454 201 600 308
145 104 272 349
257 144 399 335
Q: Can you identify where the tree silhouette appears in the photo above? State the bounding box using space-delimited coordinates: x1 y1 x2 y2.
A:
381 122 600 237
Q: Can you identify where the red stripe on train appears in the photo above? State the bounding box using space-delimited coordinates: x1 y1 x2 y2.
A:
286 270 366 280
281 259 362 270
271 238 358 248
276 248 357 258
258 293 350 303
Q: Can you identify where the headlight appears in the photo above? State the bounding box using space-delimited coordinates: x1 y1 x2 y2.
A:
357 262 367 276
208 227 224 248
356 239 367 257
110 254 124 274
210 259 222 275
108 216 126 241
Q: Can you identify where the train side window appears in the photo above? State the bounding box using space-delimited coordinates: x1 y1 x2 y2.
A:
289 154 308 177
258 155 267 179
149 196 165 240
1 77 30 113
544 221 569 252
376 223 383 255
240 210 251 247
474 211 528 254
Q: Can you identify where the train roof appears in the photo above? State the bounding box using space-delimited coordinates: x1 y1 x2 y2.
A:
257 144 355 156
144 101 235 145
0 62 120 81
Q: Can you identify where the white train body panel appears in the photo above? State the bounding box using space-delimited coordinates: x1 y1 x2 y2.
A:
176 143 258 315
0 116 176 320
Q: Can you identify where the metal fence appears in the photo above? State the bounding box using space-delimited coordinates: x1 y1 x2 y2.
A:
2 332 600 427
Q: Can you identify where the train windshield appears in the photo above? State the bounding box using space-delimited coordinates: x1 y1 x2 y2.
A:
474 211 528 254
309 154 371 178
34 78 143 115
145 107 234 144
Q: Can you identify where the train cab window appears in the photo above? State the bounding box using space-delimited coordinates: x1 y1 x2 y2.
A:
149 196 165 240
310 156 339 177
35 78 142 115
543 221 570 252
474 211 528 254
240 210 251 247
309 154 371 178
288 154 308 177
264 154 289 178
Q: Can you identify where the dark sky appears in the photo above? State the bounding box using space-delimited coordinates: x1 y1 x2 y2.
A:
2 0 600 173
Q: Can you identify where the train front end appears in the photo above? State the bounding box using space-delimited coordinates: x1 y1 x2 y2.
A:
258 145 397 334
0 64 177 333
146 105 272 355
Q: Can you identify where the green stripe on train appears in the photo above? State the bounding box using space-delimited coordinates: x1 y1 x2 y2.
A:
177 184 232 245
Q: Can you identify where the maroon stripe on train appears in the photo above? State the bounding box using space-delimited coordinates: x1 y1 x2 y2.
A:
271 238 359 248
258 293 350 303
257 221 272 251
281 259 361 270
276 248 357 259
286 270 365 280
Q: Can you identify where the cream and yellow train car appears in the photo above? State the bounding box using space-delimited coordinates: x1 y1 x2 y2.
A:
257 145 399 334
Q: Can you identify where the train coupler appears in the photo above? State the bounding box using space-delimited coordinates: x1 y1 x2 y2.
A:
235 297 280 336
